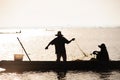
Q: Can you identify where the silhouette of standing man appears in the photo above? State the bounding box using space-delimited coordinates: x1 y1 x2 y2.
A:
45 31 75 62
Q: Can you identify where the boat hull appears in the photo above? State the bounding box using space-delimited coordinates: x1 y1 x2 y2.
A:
0 61 120 72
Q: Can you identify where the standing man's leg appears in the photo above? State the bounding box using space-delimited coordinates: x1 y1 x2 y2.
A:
62 53 67 62
56 54 61 62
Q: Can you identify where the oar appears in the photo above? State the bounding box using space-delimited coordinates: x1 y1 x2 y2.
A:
17 37 31 61
75 41 87 57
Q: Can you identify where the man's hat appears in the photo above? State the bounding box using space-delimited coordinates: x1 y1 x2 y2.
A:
98 43 105 48
55 31 63 36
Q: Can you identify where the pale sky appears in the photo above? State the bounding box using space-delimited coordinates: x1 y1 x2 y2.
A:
0 0 120 28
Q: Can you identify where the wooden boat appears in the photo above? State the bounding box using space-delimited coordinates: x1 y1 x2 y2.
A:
0 60 120 72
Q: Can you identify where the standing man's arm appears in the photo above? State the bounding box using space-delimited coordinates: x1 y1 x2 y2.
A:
45 39 55 49
45 43 51 49
70 38 75 42
67 38 75 44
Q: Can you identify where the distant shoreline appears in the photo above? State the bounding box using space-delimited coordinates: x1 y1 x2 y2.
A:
0 26 120 29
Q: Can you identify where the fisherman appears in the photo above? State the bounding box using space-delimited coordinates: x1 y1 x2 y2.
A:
45 31 75 62
92 43 109 61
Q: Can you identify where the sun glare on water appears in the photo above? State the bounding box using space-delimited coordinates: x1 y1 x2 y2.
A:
20 29 54 37
0 29 59 61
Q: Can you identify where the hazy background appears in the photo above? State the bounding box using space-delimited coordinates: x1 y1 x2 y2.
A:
0 1 120 79
0 0 120 28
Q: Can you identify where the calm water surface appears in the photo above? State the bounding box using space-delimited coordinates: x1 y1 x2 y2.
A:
0 27 120 80
0 71 120 80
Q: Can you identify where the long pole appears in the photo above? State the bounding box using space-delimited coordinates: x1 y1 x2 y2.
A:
17 37 31 61
75 41 87 57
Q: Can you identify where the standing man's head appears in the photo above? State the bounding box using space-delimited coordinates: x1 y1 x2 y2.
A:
55 31 63 37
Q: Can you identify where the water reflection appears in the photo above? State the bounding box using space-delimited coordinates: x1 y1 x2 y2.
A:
99 72 111 80
55 70 113 80
96 71 112 80
0 70 120 80
60 70 119 80
55 71 67 80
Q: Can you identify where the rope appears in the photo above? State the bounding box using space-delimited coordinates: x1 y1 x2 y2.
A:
75 40 88 57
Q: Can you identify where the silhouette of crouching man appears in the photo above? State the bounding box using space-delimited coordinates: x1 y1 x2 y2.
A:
92 43 109 61
45 31 75 62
